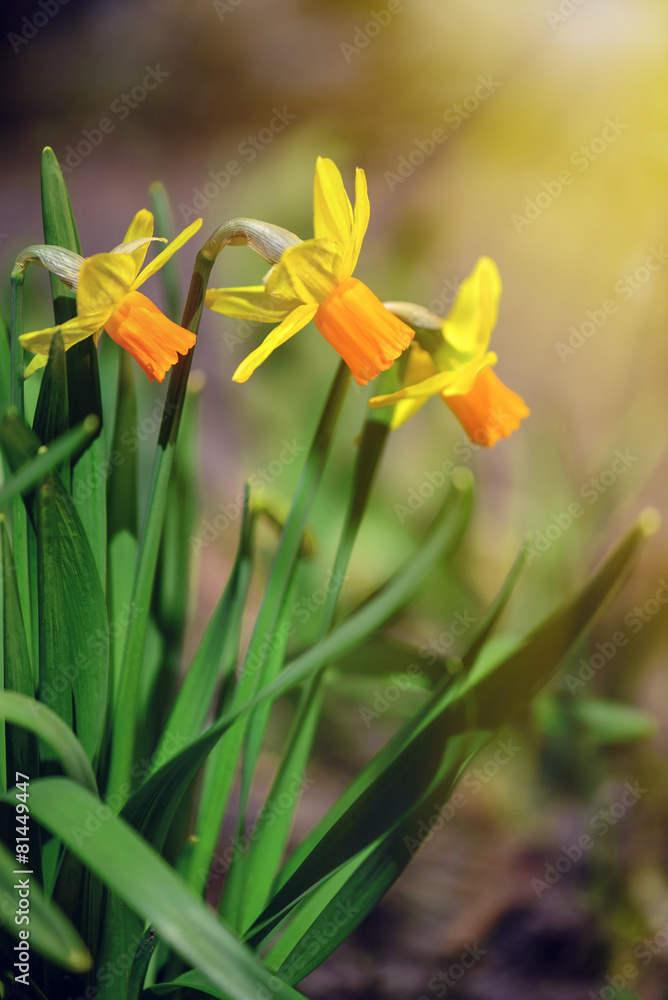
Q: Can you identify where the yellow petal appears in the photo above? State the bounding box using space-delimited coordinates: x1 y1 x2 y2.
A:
439 353 497 397
313 157 354 248
403 342 437 386
380 342 436 427
119 209 155 273
205 285 294 322
133 218 203 289
24 353 49 378
232 302 318 382
345 167 370 278
265 239 341 304
122 209 154 243
76 253 135 321
369 353 497 407
443 257 501 358
20 313 101 361
390 396 430 430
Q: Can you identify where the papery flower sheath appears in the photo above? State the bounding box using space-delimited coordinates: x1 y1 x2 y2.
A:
205 157 414 385
18 211 203 381
369 257 529 446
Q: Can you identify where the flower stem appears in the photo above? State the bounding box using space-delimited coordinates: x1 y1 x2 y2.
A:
105 236 216 803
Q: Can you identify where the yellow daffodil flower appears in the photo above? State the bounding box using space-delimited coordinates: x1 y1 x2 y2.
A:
18 211 203 381
205 157 414 385
369 257 529 447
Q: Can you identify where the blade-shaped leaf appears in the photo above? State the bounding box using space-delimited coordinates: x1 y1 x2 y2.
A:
244 511 655 948
0 692 96 793
32 330 69 457
41 145 106 588
1 415 108 763
0 839 91 972
158 487 252 762
121 476 473 850
19 778 305 1000
0 411 99 512
1 521 38 786
222 416 393 931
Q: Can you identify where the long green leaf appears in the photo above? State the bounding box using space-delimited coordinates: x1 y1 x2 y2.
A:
148 375 204 743
19 778 305 1000
106 236 209 802
264 540 531 961
245 510 654 949
149 182 182 322
94 888 144 1000
1 415 108 763
9 265 30 659
0 412 99 512
0 692 96 793
32 330 69 459
1 521 37 788
205 363 351 928
146 969 247 999
156 488 254 890
224 416 399 931
107 349 139 706
41 146 107 587
0 840 91 972
120 476 473 850
159 488 252 762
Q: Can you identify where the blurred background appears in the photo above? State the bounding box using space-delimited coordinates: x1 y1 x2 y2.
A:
2 0 668 996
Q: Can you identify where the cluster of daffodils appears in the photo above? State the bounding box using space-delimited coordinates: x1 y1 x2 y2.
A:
18 157 528 446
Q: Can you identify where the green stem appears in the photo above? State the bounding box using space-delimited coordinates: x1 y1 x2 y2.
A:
185 359 351 903
228 411 391 929
9 269 31 663
106 216 309 803
105 236 216 803
149 182 182 322
241 360 350 684
10 271 25 417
